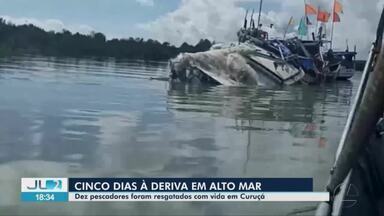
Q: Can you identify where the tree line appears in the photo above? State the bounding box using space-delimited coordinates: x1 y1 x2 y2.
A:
0 18 213 60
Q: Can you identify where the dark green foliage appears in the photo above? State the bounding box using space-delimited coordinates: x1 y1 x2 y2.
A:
0 19 213 60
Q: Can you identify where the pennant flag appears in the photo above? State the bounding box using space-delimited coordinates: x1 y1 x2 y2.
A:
298 17 308 36
317 10 331 22
333 12 341 22
284 16 295 39
305 4 317 15
334 0 343 14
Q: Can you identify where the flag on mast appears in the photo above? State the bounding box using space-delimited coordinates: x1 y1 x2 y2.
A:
334 0 343 14
298 16 308 36
304 3 316 25
284 16 295 39
317 10 331 22
305 4 317 15
333 12 341 22
332 0 342 22
330 0 342 48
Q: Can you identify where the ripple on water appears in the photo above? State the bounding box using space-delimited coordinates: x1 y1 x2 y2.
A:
0 56 361 215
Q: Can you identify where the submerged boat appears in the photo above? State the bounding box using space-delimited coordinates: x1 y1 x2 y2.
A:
169 42 305 86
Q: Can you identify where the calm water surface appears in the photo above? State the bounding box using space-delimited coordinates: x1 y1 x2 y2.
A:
0 56 359 215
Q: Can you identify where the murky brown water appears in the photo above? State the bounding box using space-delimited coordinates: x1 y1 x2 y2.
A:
0 56 360 215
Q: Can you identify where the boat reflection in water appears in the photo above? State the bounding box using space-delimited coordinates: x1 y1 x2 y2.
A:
0 56 357 215
166 80 355 214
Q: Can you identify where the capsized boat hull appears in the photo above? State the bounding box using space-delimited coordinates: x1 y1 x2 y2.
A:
169 43 305 86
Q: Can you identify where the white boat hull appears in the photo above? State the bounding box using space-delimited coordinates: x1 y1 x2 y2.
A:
169 43 305 86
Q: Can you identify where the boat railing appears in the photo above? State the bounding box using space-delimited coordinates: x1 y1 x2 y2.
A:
315 6 384 216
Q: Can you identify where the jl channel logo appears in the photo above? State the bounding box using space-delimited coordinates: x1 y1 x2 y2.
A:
27 179 62 190
21 178 68 192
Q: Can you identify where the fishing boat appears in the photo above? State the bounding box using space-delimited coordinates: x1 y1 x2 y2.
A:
169 0 351 86
239 2 343 84
169 1 304 87
293 0 355 82
280 39 327 84
267 38 342 84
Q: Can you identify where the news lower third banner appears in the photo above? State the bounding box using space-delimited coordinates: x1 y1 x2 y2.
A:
21 178 329 202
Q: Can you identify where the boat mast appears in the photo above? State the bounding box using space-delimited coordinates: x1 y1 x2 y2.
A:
330 0 336 49
303 0 308 40
243 9 249 29
250 9 255 29
257 0 263 29
315 5 320 37
346 39 349 51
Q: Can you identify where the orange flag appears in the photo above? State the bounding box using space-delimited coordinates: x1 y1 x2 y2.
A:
334 0 343 14
333 12 341 22
305 4 317 15
317 10 331 22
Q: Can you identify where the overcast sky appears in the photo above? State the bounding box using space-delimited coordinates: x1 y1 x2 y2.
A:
0 0 383 58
